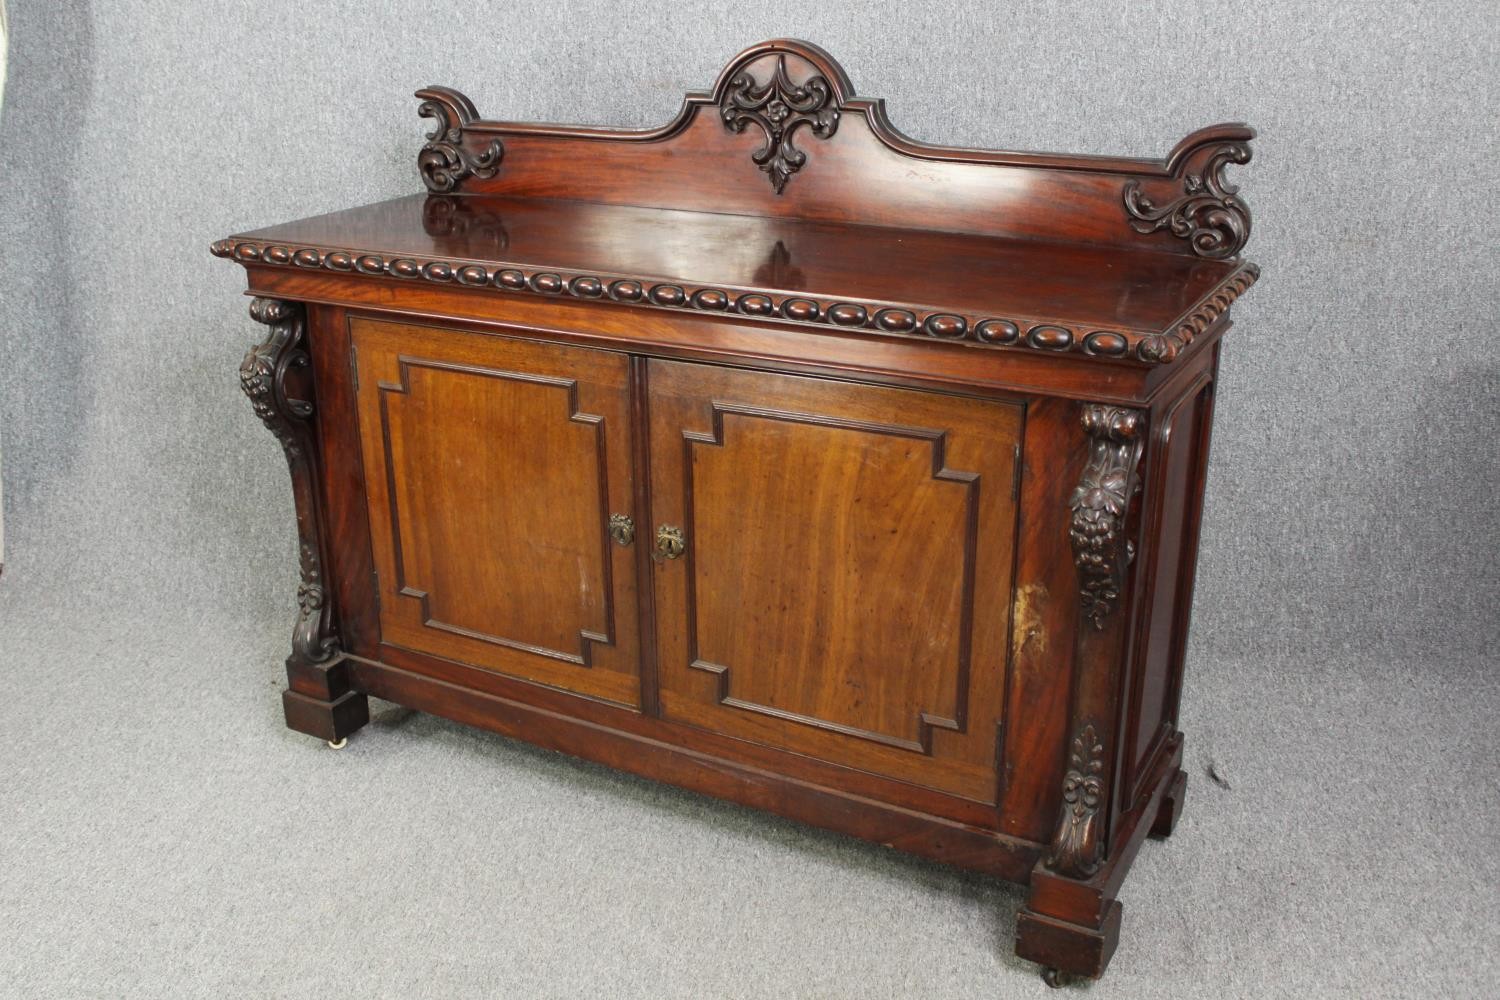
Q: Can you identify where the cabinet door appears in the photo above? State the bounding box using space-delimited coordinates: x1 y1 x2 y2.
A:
647 361 1021 803
352 317 641 707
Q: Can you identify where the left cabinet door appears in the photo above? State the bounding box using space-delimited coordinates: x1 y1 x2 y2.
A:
350 316 642 708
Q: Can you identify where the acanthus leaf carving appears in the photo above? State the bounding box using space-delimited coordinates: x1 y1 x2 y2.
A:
720 55 839 193
417 89 504 194
1045 722 1107 878
1123 142 1252 260
240 297 339 666
1068 405 1144 630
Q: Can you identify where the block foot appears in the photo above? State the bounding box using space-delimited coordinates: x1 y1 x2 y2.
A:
1016 898 1122 982
281 654 369 743
1150 768 1188 839
283 687 369 743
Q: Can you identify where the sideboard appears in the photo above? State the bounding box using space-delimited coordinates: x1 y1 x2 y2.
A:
213 39 1258 986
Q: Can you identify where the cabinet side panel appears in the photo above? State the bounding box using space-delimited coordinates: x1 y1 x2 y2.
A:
1123 371 1215 809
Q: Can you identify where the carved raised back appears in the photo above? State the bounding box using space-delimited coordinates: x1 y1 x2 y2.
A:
417 39 1254 259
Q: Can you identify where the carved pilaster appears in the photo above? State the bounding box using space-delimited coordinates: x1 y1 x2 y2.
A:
1068 405 1145 630
1046 722 1107 878
240 297 338 666
1044 404 1145 880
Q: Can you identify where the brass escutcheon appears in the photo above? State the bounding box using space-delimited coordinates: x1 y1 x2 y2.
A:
654 524 686 561
608 513 635 546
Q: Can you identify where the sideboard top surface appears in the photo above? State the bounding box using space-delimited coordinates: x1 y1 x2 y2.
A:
214 38 1259 366
221 193 1253 359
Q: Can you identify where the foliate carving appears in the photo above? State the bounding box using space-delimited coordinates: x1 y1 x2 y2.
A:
417 91 504 193
1069 405 1144 630
240 297 338 665
212 239 1255 365
240 298 310 430
720 55 839 193
1045 723 1106 878
1123 142 1252 260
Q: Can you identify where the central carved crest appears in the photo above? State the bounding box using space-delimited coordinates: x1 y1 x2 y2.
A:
719 55 840 193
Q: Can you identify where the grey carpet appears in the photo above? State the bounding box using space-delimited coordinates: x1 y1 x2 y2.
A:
2 576 1496 999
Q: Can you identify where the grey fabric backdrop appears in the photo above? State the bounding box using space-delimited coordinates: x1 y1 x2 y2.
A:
1 2 1496 998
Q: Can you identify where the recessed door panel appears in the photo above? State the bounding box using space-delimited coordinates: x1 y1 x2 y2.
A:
647 360 1022 802
351 317 640 707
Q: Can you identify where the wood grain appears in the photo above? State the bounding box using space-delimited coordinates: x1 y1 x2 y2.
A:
351 316 641 707
648 360 1020 803
224 193 1250 353
411 40 1253 260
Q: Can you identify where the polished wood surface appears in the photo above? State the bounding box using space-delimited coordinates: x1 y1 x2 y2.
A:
410 40 1252 259
1122 372 1214 810
352 317 641 705
247 267 1183 403
221 42 1258 370
349 650 1039 882
220 38 1259 986
229 193 1246 342
647 360 1020 802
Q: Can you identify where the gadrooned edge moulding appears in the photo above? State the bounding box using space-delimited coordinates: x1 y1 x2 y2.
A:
211 237 1259 366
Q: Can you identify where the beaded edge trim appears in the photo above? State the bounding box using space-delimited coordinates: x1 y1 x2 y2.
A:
212 239 1258 365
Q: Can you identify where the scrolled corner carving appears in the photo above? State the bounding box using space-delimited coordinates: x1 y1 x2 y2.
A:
1045 722 1107 878
1069 405 1145 631
1123 141 1252 260
240 297 338 666
416 87 504 194
720 55 840 193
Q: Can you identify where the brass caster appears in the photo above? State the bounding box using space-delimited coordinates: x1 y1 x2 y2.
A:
1041 967 1071 989
327 737 348 750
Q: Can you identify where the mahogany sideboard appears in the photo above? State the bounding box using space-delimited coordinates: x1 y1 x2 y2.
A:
214 39 1257 986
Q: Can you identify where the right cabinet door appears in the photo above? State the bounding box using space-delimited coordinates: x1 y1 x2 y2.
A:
647 360 1022 804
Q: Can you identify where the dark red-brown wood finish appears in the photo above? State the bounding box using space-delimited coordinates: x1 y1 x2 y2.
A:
217 39 1257 986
